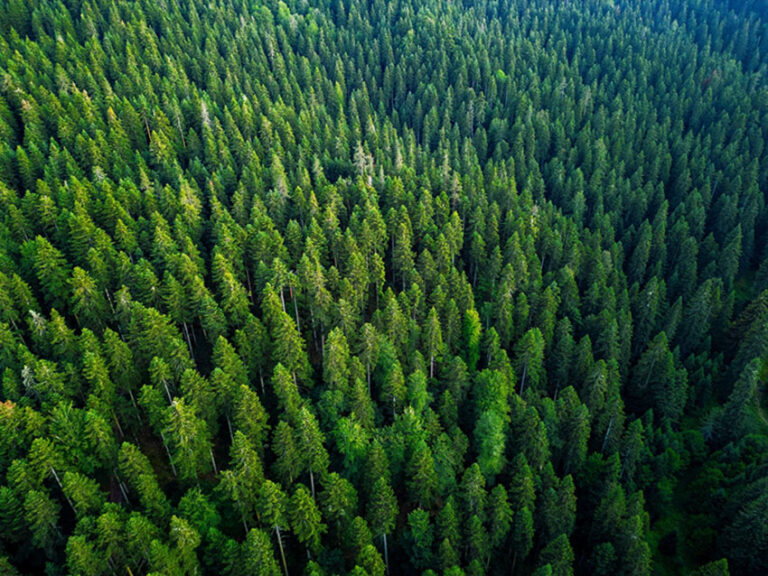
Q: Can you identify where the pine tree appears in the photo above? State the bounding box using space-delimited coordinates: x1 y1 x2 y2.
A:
407 508 434 570
272 421 301 487
715 359 760 445
243 528 281 576
367 477 398 574
537 534 575 576
289 484 326 556
515 328 545 396
165 398 213 482
257 480 290 576
423 307 445 379
407 440 438 508
296 406 329 499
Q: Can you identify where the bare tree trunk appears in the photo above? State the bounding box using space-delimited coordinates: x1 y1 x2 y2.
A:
115 473 131 505
210 448 218 474
520 363 528 396
601 415 615 454
309 468 316 500
128 388 143 424
241 511 248 535
293 290 301 332
383 533 390 576
113 413 125 438
245 268 254 303
50 466 75 511
160 430 177 476
367 363 372 396
182 322 195 359
642 354 658 390
276 526 289 576
226 414 234 443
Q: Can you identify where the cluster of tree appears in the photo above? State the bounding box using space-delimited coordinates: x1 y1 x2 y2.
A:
0 0 767 574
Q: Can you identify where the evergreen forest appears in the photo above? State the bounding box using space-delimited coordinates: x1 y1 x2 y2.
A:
1 0 768 574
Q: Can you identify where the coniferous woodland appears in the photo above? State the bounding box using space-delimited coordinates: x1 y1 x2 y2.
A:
1 0 767 574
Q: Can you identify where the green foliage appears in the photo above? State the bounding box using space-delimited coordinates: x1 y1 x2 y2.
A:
0 0 766 573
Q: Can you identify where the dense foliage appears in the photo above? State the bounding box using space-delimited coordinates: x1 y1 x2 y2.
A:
1 0 767 574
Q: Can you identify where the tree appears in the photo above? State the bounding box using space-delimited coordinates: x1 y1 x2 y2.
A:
21 236 71 310
118 442 170 522
324 327 350 394
690 559 730 576
257 480 290 576
379 350 407 419
357 544 386 576
488 485 513 551
715 359 760 445
62 471 105 518
232 385 269 455
272 421 301 487
407 508 434 570
555 388 590 475
170 515 202 575
263 284 311 384
243 528 281 576
463 308 482 372
359 323 380 394
423 307 444 378
165 398 213 482
515 328 545 396
297 406 329 499
629 332 686 424
537 534 574 576
474 410 506 482
511 505 534 573
319 472 358 537
69 267 108 330
367 477 398 574
407 440 438 508
220 432 264 531
24 489 61 554
289 484 326 556
461 464 488 523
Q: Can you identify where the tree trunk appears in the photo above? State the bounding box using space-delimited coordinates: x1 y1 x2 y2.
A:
210 448 218 474
383 533 390 576
241 510 248 535
50 466 75 511
309 467 316 500
113 413 125 438
642 354 658 390
160 430 177 476
367 363 372 396
291 286 301 332
520 363 528 396
245 268 254 303
127 388 143 423
182 321 195 359
115 473 131 505
601 415 614 454
276 525 289 576
226 413 235 442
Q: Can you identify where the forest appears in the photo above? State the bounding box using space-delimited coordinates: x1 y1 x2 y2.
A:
0 0 767 574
